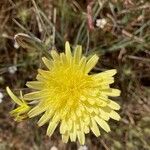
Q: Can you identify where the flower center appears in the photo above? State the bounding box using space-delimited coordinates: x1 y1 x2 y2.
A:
49 66 92 107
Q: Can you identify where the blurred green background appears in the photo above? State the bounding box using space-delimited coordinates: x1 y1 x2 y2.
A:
0 0 150 150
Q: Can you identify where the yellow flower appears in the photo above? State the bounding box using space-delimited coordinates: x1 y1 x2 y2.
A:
6 87 31 122
23 41 121 144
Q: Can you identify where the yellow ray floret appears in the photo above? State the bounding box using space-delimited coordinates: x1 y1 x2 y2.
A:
6 87 31 122
7 41 121 145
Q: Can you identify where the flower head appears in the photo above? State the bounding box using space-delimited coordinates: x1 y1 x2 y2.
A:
6 87 31 122
7 42 121 145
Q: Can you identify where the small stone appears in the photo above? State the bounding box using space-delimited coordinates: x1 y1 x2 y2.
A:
78 145 88 150
50 146 58 150
0 92 4 103
0 92 4 99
